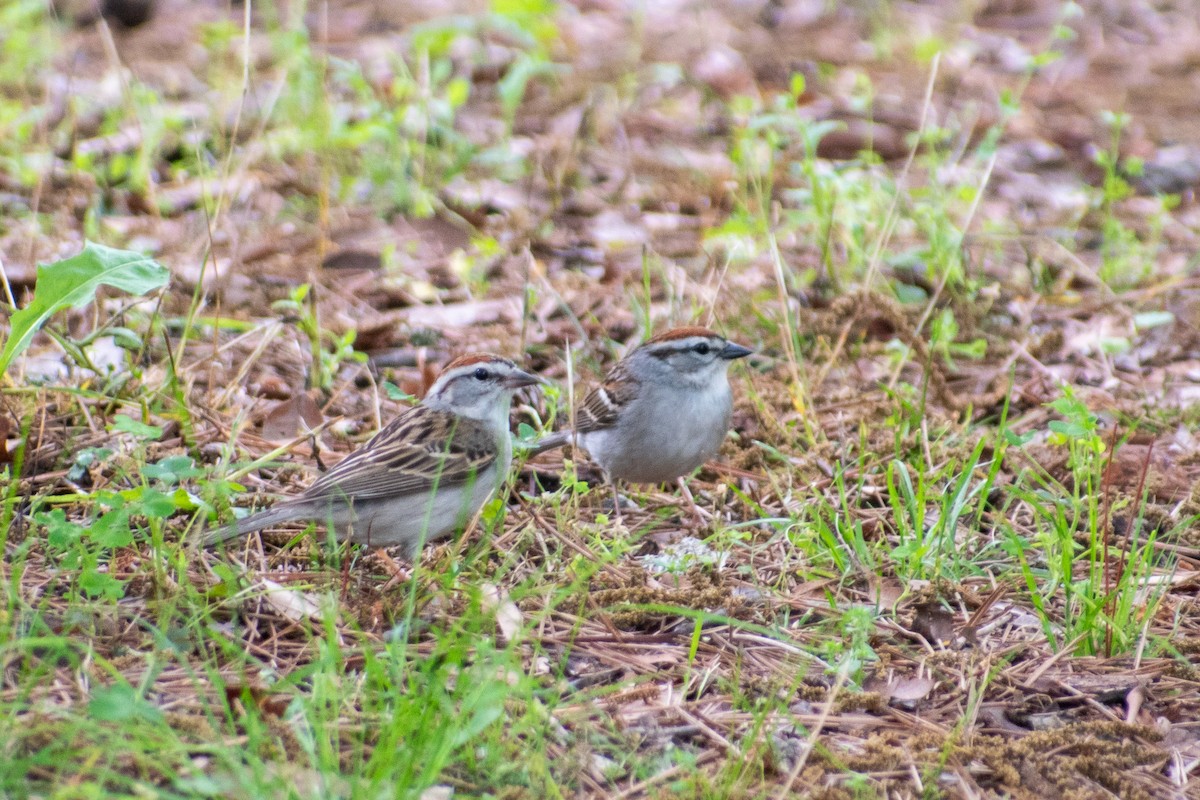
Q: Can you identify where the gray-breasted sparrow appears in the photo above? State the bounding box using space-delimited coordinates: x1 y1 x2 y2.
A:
532 326 752 518
203 353 541 556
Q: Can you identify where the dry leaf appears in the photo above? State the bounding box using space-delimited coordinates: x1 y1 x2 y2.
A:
910 602 959 648
887 676 935 708
1103 442 1192 502
869 577 906 611
322 249 383 271
222 680 291 718
393 298 519 329
691 45 756 98
258 578 328 624
480 582 522 642
261 393 325 444
1125 684 1145 724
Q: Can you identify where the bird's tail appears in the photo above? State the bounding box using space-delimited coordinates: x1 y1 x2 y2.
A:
199 503 307 548
522 430 575 457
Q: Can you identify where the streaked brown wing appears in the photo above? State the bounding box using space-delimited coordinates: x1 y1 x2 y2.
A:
299 406 497 503
575 364 640 434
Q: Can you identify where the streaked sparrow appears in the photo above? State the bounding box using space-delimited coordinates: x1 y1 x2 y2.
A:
532 326 752 519
203 353 541 556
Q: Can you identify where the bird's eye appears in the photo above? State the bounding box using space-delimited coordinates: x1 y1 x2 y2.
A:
473 367 490 381
694 343 711 355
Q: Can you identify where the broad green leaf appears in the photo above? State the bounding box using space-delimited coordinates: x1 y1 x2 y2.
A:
79 567 126 601
90 507 134 548
135 487 178 518
383 380 416 402
88 682 163 723
143 455 202 484
1048 419 1090 439
1004 429 1036 446
110 415 164 440
68 447 112 482
35 508 83 550
0 241 169 377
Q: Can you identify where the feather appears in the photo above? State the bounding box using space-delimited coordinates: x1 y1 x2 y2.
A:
575 363 641 434
202 404 498 547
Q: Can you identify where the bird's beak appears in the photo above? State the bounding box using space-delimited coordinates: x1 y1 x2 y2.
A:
504 369 544 389
719 341 754 360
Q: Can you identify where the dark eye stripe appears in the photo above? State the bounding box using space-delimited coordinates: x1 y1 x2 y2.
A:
648 340 713 359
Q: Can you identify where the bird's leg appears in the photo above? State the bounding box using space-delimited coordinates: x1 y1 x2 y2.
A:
599 474 638 529
676 478 712 529
375 547 412 590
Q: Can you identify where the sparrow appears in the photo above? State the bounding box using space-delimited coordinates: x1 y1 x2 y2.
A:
202 353 541 556
531 326 752 520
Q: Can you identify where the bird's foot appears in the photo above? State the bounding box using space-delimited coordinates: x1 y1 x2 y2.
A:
676 478 713 530
372 547 412 590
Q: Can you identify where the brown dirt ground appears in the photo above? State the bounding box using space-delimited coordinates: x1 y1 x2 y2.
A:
4 0 1200 797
